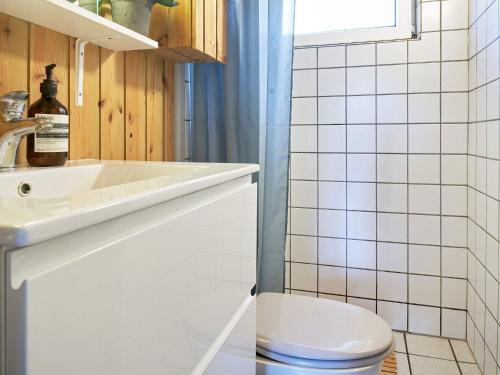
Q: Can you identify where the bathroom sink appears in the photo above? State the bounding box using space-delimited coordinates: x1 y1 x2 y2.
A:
0 160 259 248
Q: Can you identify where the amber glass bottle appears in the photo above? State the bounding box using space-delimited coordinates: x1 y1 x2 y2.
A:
27 64 69 167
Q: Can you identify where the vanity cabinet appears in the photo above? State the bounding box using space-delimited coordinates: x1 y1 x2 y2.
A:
150 0 227 63
4 175 256 375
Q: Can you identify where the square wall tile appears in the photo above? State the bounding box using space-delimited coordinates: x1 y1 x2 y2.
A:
409 185 440 215
377 184 407 213
318 265 346 295
347 125 376 152
378 213 408 242
291 262 318 292
347 67 375 95
290 153 317 180
347 96 376 124
290 235 317 263
318 154 346 181
293 70 317 97
347 182 376 211
347 240 376 269
318 68 346 96
442 0 469 30
421 1 441 32
377 95 408 123
318 125 345 153
408 94 440 123
409 155 440 184
442 247 467 278
378 242 408 272
291 208 317 236
293 48 317 69
378 301 408 331
347 211 376 240
409 63 441 93
442 93 468 123
318 182 346 209
291 126 317 153
377 65 407 94
441 185 467 216
409 124 440 153
377 154 407 183
442 278 467 309
377 41 407 65
347 154 376 182
318 210 346 238
409 305 441 335
347 268 376 298
442 123 468 153
318 46 345 68
442 61 469 92
318 238 346 266
378 272 407 302
319 97 345 124
409 244 441 275
409 214 441 245
442 30 469 61
347 44 375 66
409 274 441 306
292 97 317 124
442 309 466 339
377 124 407 153
291 180 318 208
409 32 441 63
442 155 467 184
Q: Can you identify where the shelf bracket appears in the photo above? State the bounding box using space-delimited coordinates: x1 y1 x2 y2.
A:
75 38 90 107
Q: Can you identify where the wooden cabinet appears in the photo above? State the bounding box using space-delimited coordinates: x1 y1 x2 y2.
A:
149 0 226 63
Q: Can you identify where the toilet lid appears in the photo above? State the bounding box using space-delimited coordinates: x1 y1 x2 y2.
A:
257 293 393 361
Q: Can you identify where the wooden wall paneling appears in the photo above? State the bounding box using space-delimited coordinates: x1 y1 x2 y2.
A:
69 40 100 160
146 54 165 161
164 61 175 161
100 48 125 160
0 15 29 165
192 0 205 52
204 0 217 58
150 1 191 49
216 0 227 63
29 24 69 166
125 51 147 161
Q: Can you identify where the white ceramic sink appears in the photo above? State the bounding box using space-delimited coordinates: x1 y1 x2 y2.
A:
0 160 259 248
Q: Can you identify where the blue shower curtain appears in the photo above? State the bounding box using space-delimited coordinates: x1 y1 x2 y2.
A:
192 0 295 293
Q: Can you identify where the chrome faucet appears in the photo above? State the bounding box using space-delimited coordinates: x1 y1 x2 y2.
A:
0 91 53 169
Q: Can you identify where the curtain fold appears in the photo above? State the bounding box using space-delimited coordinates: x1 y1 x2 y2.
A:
192 0 295 293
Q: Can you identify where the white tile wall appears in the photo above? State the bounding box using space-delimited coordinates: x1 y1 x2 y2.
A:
467 0 500 372
287 0 472 339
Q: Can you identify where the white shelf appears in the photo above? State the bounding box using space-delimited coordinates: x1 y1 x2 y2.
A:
0 0 158 51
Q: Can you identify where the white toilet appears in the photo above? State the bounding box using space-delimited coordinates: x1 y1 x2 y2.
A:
256 293 395 375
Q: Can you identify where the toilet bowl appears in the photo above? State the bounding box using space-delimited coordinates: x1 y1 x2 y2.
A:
256 293 395 375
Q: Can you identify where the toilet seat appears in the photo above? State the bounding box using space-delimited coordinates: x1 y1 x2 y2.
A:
257 293 394 367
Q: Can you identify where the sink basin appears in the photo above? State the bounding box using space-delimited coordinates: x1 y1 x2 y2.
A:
0 160 259 248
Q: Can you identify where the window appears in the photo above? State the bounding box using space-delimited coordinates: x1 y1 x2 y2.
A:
294 0 415 46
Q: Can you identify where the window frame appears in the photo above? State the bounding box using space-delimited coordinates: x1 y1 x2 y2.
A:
294 0 416 46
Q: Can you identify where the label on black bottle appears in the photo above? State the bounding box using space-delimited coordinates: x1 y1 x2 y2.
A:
34 114 69 153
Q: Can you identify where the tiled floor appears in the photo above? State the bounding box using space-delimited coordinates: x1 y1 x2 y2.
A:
394 332 479 375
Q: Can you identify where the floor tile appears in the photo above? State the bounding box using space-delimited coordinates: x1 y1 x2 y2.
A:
406 333 454 360
396 353 411 375
450 339 475 363
409 355 460 375
393 331 406 353
458 362 482 375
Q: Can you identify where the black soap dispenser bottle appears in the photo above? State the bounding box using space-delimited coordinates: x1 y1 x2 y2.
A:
27 64 69 167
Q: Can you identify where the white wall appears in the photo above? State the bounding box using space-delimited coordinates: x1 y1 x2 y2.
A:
467 0 500 372
287 0 471 339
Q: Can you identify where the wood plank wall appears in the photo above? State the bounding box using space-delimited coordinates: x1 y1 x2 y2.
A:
0 13 175 166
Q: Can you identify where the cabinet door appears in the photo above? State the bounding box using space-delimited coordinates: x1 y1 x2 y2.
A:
6 181 257 375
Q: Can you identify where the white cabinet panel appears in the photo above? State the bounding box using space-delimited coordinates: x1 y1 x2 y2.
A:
6 178 257 375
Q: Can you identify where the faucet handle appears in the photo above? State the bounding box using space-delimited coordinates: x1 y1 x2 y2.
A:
0 91 29 123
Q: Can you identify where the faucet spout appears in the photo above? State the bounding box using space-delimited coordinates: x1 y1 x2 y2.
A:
0 92 54 169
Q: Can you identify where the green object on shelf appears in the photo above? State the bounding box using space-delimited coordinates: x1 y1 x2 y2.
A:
110 0 179 36
79 0 102 13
